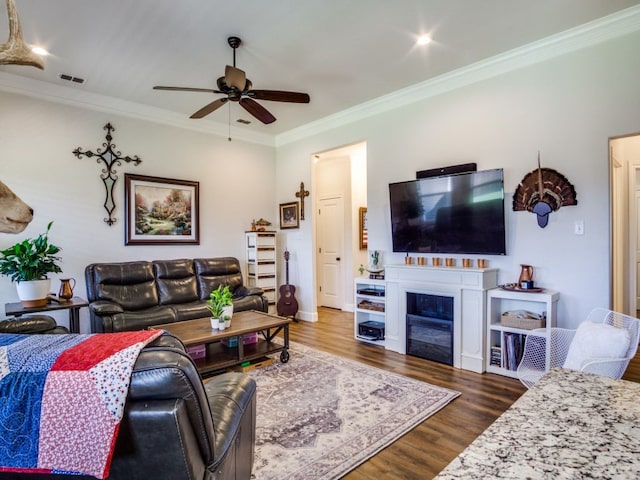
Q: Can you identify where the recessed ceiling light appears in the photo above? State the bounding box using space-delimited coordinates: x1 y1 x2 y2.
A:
31 46 49 56
416 35 432 46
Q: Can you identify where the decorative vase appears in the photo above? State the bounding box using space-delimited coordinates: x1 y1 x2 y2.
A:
210 317 220 330
58 278 76 301
16 279 51 307
223 304 234 320
518 264 534 284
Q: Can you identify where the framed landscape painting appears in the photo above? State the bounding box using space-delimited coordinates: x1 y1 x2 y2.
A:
124 174 199 245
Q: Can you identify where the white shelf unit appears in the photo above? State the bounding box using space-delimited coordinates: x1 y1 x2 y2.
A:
486 288 559 378
245 231 277 313
354 277 386 346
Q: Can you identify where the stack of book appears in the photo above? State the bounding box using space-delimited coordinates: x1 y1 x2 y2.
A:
490 346 502 367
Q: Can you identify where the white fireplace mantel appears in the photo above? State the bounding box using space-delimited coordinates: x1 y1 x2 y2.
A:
384 264 498 373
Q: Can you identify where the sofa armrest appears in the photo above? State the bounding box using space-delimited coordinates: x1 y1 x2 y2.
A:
205 373 256 474
235 285 264 297
0 315 58 333
89 300 124 316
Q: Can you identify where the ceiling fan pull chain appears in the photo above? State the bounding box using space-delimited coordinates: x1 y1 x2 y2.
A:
228 102 232 141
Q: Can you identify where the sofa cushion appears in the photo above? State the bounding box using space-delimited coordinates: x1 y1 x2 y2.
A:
90 262 159 310
109 306 177 332
233 294 267 313
154 259 199 305
171 301 211 321
194 257 243 300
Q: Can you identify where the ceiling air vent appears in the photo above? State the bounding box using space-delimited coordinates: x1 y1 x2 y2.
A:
58 73 85 84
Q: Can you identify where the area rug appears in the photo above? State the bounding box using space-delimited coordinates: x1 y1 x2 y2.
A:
247 341 460 480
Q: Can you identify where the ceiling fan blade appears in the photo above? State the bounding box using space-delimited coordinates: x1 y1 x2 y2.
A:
154 86 219 93
239 98 276 124
225 65 247 91
190 98 228 119
249 90 310 103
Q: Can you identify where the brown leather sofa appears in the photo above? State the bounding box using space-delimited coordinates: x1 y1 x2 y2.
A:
85 257 268 333
0 333 257 480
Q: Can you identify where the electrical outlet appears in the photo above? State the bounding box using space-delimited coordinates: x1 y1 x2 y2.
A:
574 220 584 235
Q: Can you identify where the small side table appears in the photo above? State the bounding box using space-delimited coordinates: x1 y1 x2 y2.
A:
5 296 89 334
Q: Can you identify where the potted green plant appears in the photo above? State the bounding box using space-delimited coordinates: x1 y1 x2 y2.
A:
0 221 62 307
207 284 233 329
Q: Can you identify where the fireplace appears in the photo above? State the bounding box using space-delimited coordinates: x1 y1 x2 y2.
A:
406 292 454 366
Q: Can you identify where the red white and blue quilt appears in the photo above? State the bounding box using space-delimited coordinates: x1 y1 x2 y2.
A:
0 330 162 479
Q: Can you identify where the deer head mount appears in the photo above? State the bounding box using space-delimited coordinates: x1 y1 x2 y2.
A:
0 179 33 234
0 0 44 69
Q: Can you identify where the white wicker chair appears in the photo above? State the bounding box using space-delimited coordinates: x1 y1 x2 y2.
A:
517 308 640 389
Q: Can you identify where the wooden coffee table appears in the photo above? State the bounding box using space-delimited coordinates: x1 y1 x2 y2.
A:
151 310 291 376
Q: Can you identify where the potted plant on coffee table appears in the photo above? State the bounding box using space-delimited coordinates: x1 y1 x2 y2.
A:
207 284 233 329
0 221 62 307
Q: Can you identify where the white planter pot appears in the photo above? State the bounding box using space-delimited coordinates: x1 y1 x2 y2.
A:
222 305 233 328
16 279 51 307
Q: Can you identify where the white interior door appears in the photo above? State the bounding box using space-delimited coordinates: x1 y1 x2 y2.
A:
318 196 344 308
636 191 640 308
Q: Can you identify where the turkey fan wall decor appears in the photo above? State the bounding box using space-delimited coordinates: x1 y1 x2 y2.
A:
513 153 578 228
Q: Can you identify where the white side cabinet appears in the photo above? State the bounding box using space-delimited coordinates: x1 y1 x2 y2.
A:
245 231 277 313
354 277 386 346
486 288 559 378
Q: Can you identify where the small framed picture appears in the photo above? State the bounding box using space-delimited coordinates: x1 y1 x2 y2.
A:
279 202 300 229
359 207 368 250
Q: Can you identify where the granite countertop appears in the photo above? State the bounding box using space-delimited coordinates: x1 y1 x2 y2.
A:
435 368 640 479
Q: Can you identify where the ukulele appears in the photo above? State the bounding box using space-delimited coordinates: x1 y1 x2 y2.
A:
277 250 299 319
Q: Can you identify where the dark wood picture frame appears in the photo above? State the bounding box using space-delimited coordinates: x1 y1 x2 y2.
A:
124 173 199 245
280 201 300 229
359 207 368 249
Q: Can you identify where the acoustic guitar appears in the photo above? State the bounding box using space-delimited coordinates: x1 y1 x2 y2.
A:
277 250 299 320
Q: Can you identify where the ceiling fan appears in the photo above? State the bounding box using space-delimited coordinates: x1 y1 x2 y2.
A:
153 36 310 125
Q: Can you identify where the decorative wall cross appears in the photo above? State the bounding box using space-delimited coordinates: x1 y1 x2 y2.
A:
73 123 142 225
295 182 309 220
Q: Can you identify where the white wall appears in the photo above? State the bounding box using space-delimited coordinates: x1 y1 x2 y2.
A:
0 92 276 331
276 30 640 329
350 145 368 289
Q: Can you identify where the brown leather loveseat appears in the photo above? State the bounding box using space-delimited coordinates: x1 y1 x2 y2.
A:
85 257 268 333
0 332 257 480
109 333 257 479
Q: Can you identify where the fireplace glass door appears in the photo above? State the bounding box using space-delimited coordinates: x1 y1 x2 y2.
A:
406 293 454 365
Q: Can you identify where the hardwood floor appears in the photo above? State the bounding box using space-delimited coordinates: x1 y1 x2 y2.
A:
288 307 640 480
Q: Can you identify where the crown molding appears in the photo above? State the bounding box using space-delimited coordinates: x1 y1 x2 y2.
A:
275 5 640 147
0 71 276 146
2 5 638 149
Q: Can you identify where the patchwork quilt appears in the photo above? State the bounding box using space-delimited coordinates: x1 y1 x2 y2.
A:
0 330 162 479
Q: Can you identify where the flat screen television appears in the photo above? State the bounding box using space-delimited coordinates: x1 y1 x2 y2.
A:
389 168 506 255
